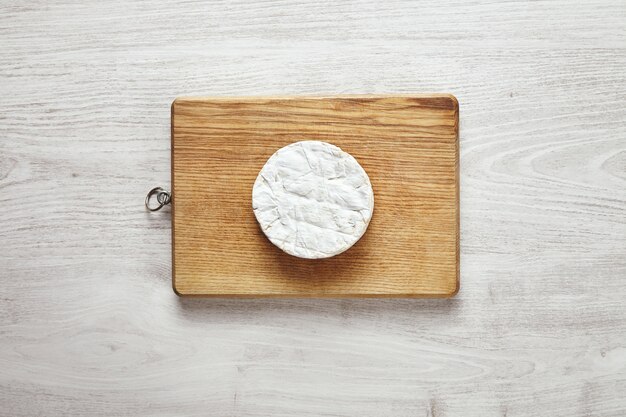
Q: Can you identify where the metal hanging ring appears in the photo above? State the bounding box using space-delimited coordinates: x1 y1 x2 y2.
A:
145 187 171 211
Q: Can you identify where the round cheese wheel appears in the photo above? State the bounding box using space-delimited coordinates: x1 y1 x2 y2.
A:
252 141 374 259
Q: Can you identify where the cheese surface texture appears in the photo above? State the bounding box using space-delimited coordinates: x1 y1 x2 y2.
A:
252 141 374 259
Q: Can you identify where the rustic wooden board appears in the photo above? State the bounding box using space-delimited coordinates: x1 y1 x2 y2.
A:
172 95 459 297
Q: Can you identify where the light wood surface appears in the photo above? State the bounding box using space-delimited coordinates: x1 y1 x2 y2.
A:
1 0 625 416
172 96 459 297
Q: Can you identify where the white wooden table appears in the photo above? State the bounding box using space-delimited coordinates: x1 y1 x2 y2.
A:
1 1 625 416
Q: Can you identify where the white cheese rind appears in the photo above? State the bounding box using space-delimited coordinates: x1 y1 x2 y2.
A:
252 141 374 259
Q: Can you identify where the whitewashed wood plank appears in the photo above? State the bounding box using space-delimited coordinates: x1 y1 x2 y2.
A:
1 0 625 416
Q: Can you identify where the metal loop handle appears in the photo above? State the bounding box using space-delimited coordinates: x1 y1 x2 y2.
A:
145 187 171 211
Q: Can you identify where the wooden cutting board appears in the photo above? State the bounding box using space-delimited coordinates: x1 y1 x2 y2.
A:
171 95 459 297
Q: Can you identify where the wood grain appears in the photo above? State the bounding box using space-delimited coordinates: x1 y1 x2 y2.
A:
1 0 626 416
172 96 459 297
